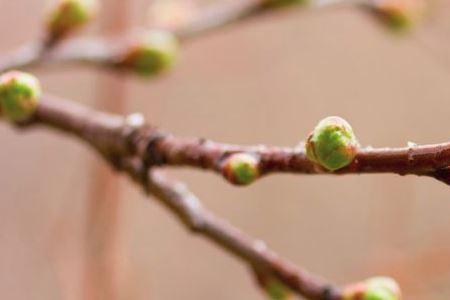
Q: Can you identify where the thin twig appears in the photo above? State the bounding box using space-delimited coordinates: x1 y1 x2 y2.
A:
0 0 273 73
122 160 342 300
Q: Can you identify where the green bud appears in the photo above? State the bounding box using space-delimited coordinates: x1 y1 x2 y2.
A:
222 153 260 185
306 116 359 171
343 277 401 300
372 0 426 31
118 30 179 77
265 278 292 300
46 0 99 39
0 71 42 122
263 0 308 8
364 277 401 300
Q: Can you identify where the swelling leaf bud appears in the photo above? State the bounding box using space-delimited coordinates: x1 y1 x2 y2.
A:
372 0 426 31
0 71 42 122
46 0 99 39
263 0 308 9
344 277 401 300
222 153 260 186
118 30 179 77
306 116 359 171
266 278 292 300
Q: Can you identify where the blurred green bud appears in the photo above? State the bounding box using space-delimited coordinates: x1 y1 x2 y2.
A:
118 30 179 77
263 0 308 8
306 116 359 171
222 153 260 185
0 71 42 122
46 0 99 39
344 277 401 300
372 0 426 31
265 278 292 300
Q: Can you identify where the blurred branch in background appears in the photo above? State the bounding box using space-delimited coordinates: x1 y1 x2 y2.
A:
83 1 130 300
0 0 429 74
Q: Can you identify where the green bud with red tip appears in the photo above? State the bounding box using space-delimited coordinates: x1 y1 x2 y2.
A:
371 0 426 31
306 116 359 171
118 30 179 77
46 0 99 39
0 71 42 122
343 277 401 300
222 153 260 185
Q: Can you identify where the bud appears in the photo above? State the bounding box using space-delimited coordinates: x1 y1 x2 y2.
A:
0 71 42 122
265 278 292 300
263 0 308 8
222 153 260 185
343 277 401 300
306 116 359 171
117 30 179 77
46 0 99 39
371 0 426 31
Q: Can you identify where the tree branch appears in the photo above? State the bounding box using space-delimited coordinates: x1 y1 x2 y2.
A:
0 0 294 74
0 0 437 298
25 95 450 187
122 161 342 300
13 96 346 300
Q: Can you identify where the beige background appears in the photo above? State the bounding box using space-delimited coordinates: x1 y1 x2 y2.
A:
0 0 450 299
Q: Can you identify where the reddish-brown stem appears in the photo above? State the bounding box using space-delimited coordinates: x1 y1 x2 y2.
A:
140 135 450 184
29 95 450 186
16 96 347 300
121 161 342 300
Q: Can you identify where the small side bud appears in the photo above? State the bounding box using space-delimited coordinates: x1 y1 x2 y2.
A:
0 71 42 122
222 153 260 186
371 0 426 31
343 277 401 300
253 268 292 300
116 30 180 77
46 0 99 40
306 116 359 171
263 0 308 8
265 279 292 300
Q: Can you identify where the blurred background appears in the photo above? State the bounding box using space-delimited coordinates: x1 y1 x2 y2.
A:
0 0 449 299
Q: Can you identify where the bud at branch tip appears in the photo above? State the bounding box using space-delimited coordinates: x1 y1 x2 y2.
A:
343 277 401 300
118 29 180 77
46 0 99 40
0 71 42 122
371 0 427 31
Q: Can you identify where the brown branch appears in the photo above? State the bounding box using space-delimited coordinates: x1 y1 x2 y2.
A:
25 95 450 187
122 161 342 300
137 135 450 184
8 89 444 300
0 1 437 298
13 95 346 300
